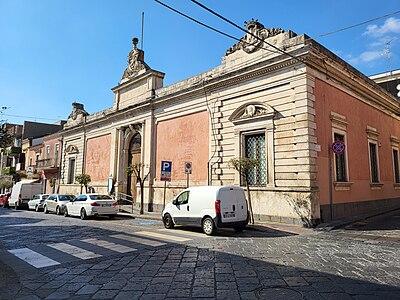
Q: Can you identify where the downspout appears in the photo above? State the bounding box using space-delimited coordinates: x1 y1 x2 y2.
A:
148 97 155 211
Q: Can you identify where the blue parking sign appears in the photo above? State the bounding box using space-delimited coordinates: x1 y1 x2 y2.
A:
161 161 172 181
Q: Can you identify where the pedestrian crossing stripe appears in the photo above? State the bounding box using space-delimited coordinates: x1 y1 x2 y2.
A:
6 230 200 269
110 234 166 247
135 231 191 242
158 228 208 238
8 248 60 268
82 238 137 253
48 243 102 260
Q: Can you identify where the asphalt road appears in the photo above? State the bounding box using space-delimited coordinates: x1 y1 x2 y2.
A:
0 207 399 299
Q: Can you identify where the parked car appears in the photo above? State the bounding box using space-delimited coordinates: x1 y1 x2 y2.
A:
63 194 118 220
0 192 11 208
28 194 49 212
162 186 249 235
43 194 76 215
8 180 43 209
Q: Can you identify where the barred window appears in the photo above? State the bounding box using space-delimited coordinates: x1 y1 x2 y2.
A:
369 142 379 183
334 133 347 182
68 158 76 184
393 149 400 184
244 133 266 186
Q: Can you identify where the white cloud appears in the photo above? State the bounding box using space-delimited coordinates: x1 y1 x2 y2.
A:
348 50 384 65
363 17 400 37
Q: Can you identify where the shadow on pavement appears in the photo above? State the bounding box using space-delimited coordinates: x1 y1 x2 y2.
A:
342 209 400 232
0 212 399 299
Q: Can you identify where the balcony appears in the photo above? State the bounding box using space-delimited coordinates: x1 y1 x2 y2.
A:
36 158 59 170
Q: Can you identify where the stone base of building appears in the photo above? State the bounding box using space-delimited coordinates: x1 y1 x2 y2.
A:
320 197 400 223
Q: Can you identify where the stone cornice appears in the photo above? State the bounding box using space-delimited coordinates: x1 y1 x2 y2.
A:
305 41 400 117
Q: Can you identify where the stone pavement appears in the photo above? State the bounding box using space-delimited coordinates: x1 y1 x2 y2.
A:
1 208 399 299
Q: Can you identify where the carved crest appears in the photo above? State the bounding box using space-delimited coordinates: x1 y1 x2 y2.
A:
120 38 150 83
65 144 79 154
226 19 284 55
229 103 275 124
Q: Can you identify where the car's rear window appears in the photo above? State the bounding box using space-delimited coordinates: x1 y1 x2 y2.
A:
59 195 75 201
89 195 113 200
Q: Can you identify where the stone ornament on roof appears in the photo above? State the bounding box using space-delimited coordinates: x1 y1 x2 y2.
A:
226 19 284 55
120 38 150 83
65 102 89 128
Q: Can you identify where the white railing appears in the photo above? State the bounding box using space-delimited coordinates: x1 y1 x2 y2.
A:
115 192 135 214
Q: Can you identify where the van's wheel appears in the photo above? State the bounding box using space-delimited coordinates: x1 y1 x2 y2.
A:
234 225 246 233
44 205 48 214
56 206 60 215
35 205 40 212
64 208 69 217
80 208 87 220
14 202 19 210
163 213 174 229
202 217 216 236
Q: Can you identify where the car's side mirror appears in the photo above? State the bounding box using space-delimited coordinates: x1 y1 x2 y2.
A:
172 199 177 205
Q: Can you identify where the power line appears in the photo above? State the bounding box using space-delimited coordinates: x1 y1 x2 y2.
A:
310 9 400 39
153 0 282 55
1 113 61 121
190 0 299 61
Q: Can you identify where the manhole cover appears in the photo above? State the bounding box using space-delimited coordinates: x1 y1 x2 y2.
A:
257 287 302 300
132 221 159 226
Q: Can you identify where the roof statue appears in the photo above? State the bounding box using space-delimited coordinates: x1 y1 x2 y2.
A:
226 19 284 55
120 38 150 83
64 102 89 128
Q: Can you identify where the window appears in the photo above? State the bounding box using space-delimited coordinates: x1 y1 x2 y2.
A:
176 191 189 205
68 158 76 184
393 148 400 184
244 133 266 186
29 157 33 167
54 144 59 161
46 146 50 159
369 142 379 183
334 133 347 182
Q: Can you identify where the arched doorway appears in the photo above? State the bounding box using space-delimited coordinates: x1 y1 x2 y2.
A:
126 132 141 202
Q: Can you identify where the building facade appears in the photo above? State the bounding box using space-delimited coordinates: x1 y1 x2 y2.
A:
57 20 400 225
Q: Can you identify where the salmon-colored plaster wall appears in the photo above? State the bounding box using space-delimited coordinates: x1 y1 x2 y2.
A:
85 134 111 182
315 78 400 205
156 111 209 181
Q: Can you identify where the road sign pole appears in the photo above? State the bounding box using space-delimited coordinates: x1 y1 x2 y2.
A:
187 174 189 188
329 146 333 222
163 181 166 209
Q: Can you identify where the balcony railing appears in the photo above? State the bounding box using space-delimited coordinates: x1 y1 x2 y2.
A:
36 158 59 169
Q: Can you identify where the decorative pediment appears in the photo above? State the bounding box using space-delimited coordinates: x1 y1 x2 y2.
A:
120 38 150 83
226 19 284 55
229 103 275 124
65 144 79 154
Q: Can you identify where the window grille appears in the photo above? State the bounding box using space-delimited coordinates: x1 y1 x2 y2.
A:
244 133 266 186
369 143 379 183
334 133 347 182
393 149 400 183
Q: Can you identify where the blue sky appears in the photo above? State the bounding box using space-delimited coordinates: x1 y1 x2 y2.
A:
1 0 400 125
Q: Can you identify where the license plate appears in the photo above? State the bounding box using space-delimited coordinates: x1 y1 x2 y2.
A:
223 212 235 218
102 204 111 207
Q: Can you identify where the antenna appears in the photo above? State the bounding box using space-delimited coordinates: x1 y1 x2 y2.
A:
383 39 395 76
141 12 145 50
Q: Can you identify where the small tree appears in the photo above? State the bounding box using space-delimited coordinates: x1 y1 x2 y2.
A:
127 163 150 215
228 157 259 224
49 177 57 193
75 173 91 194
0 123 13 152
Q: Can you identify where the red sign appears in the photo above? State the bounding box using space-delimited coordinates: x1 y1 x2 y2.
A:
332 141 345 154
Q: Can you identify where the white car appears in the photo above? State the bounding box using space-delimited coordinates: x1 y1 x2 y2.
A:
64 194 118 220
44 194 76 215
28 194 49 212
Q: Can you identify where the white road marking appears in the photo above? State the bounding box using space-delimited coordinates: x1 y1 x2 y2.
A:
135 231 191 242
158 228 207 238
8 248 60 268
48 243 102 260
81 238 137 253
111 234 166 247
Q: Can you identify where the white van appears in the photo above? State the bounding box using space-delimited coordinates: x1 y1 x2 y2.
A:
162 186 248 235
9 180 43 210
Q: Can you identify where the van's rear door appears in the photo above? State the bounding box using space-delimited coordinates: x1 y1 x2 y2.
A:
219 187 247 223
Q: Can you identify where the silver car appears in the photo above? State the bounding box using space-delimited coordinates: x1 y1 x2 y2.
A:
28 194 49 212
43 194 76 215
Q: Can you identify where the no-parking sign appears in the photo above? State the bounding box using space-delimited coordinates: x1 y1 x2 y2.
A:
185 162 192 174
332 141 345 154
